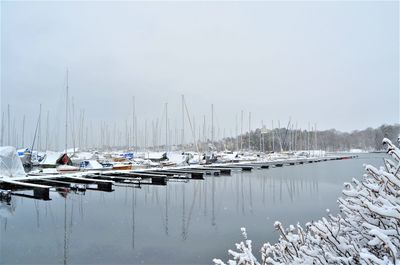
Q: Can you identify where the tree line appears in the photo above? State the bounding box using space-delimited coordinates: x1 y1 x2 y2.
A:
216 124 399 152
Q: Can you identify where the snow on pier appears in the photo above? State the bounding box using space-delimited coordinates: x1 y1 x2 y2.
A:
0 155 356 201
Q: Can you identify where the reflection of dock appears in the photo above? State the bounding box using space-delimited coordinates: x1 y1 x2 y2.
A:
0 155 356 201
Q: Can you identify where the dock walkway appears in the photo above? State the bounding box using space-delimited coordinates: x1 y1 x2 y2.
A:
0 155 356 200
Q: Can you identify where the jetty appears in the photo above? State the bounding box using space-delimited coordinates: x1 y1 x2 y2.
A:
0 155 356 201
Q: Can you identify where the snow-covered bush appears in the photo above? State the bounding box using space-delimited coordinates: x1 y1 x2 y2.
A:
214 138 400 265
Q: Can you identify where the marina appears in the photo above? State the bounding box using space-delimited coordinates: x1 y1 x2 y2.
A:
1 1 398 263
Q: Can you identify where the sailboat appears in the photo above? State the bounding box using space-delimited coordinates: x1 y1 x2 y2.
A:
57 69 79 173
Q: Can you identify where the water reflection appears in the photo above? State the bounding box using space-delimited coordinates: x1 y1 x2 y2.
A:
0 199 15 234
0 169 326 264
212 175 216 226
181 184 186 240
132 187 135 249
164 185 168 236
63 197 67 265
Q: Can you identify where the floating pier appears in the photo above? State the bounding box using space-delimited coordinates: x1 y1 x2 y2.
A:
0 155 357 202
0 179 51 200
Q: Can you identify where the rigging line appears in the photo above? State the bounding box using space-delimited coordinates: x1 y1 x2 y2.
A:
31 112 41 152
183 99 200 159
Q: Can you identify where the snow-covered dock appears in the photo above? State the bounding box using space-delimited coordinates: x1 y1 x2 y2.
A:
0 155 356 201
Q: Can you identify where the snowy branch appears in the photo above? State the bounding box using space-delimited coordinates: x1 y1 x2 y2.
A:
215 138 400 265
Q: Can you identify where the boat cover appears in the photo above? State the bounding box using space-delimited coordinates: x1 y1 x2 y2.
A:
0 146 26 178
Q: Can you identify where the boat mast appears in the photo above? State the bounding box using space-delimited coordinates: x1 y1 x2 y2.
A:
235 114 238 151
211 104 214 145
260 120 263 152
248 112 251 150
125 119 129 151
135 102 138 150
307 122 310 155
45 111 49 150
315 123 317 155
0 112 4 146
181 95 184 150
240 110 243 151
38 104 42 151
183 99 200 163
71 97 76 153
202 115 205 146
22 115 25 148
65 69 68 153
272 120 275 152
132 96 136 152
165 102 168 152
7 104 10 146
144 119 147 151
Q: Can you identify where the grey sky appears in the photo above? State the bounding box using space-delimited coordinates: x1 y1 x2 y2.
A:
1 1 399 148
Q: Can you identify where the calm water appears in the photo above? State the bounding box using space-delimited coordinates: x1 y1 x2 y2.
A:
0 153 387 264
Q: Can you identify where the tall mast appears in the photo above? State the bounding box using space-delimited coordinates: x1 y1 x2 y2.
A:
211 104 214 144
223 128 225 150
193 116 196 148
135 115 138 150
0 111 4 146
315 123 317 155
45 111 49 150
7 104 10 145
71 98 76 153
181 95 184 149
307 122 310 153
272 120 275 152
240 110 243 151
38 104 42 151
183 99 200 162
174 120 177 146
202 115 206 144
248 112 251 150
235 114 238 151
165 102 168 151
151 120 154 149
260 120 263 152
125 119 129 150
12 118 15 147
132 96 135 151
81 109 85 150
145 120 147 151
294 123 297 151
168 119 171 150
65 69 68 153
198 124 201 149
21 115 25 148
156 119 159 151
85 125 88 150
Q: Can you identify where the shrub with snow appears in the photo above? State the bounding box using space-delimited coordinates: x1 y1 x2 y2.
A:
214 138 400 265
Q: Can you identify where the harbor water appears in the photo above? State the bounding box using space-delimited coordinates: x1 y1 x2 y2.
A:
0 153 387 264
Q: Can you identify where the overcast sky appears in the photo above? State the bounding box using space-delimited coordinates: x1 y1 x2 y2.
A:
1 1 399 148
